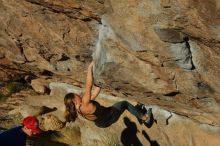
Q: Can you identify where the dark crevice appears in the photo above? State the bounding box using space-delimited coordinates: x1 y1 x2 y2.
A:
62 28 70 40
172 73 178 91
25 0 101 23
48 54 57 61
13 77 29 84
182 32 220 48
111 93 117 96
184 37 195 70
196 96 209 100
5 32 29 63
136 50 148 52
189 96 209 102
138 58 161 67
0 64 31 74
164 91 180 96
44 87 51 95
196 82 214 93
183 36 189 42
172 112 190 119
40 70 54 76
25 0 82 11
167 36 195 70
122 92 133 97
75 54 90 63
164 6 171 8
0 74 36 85
166 113 173 125
38 46 53 62
96 0 105 4
58 54 70 61
81 17 92 22
143 91 153 94
15 40 24 54
114 87 121 91
75 55 80 60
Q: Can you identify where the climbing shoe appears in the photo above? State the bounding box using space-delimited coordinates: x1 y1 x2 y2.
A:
135 103 148 124
144 108 154 128
135 103 147 113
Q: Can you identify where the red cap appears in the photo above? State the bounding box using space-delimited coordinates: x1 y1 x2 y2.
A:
22 116 41 134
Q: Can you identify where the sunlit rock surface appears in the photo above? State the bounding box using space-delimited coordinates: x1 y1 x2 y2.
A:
0 0 220 146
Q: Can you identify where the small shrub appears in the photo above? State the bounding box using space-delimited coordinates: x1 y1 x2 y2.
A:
6 83 17 95
0 92 6 101
5 82 28 96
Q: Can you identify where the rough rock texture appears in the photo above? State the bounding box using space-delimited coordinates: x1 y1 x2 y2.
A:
10 104 57 117
93 0 220 98
1 0 220 146
0 0 104 83
40 114 64 131
17 84 220 146
31 78 51 94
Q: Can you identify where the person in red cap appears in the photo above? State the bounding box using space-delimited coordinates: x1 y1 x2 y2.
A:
0 116 41 146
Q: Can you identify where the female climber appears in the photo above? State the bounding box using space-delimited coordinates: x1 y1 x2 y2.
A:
64 61 152 128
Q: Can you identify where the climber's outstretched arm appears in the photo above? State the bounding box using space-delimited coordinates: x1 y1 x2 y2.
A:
82 61 94 104
91 85 101 100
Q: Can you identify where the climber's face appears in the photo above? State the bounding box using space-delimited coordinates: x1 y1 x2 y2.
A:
73 94 81 105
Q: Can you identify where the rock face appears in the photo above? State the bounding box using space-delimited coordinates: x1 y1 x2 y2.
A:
1 0 220 146
93 0 220 98
40 114 64 131
0 0 104 83
17 83 219 146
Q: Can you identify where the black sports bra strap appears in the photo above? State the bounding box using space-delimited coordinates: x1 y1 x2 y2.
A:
78 105 97 120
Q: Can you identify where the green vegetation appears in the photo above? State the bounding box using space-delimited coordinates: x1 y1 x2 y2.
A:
0 82 30 102
32 126 81 146
0 92 6 101
6 82 24 96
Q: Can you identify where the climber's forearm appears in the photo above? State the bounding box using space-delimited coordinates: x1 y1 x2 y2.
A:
91 86 101 100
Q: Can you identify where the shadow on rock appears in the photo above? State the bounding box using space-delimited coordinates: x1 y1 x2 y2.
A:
121 117 143 146
30 131 69 146
39 106 57 115
142 130 160 146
